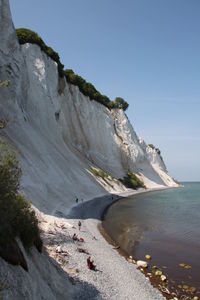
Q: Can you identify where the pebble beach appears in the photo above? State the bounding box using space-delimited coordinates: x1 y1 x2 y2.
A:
42 190 166 300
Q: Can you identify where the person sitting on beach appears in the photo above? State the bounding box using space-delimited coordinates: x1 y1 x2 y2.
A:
73 233 84 242
90 260 97 271
56 244 62 253
73 233 78 241
87 256 97 271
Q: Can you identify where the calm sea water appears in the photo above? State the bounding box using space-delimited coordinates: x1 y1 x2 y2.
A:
103 183 200 295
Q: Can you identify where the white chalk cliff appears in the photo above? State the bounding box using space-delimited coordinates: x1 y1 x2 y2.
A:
0 0 178 299
0 2 177 213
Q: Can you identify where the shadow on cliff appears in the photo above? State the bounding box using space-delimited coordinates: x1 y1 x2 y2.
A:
61 194 126 220
0 245 101 300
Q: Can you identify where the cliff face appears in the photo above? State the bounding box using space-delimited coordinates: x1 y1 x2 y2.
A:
0 1 178 216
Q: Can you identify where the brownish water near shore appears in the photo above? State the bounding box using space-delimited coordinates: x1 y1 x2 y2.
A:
103 183 200 299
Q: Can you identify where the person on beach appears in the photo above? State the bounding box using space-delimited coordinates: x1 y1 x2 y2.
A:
73 233 78 241
56 244 62 253
87 256 91 269
78 220 81 231
76 197 78 203
90 260 97 271
73 233 84 242
87 256 97 271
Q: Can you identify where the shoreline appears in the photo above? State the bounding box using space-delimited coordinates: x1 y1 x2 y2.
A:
98 185 200 300
64 187 170 299
41 187 175 300
98 187 176 300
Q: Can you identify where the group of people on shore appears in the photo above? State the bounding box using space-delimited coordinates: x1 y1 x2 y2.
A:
56 220 98 271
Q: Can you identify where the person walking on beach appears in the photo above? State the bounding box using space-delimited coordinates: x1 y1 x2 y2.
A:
76 197 78 203
87 256 91 269
78 220 81 231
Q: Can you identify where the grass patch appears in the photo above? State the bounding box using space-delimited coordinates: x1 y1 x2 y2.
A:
91 167 109 179
0 80 10 88
120 172 146 189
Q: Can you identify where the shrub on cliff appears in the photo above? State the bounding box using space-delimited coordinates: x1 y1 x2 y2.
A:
148 144 161 155
0 142 42 256
0 80 10 88
16 28 129 111
91 167 109 179
16 28 64 77
64 69 128 110
113 97 129 111
120 172 146 189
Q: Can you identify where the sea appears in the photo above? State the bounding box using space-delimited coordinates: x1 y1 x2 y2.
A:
103 182 200 297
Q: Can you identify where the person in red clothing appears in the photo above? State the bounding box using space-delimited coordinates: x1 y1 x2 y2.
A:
90 260 96 271
87 256 97 271
87 256 91 269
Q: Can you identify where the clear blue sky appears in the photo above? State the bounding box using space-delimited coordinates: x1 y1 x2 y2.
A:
9 0 200 181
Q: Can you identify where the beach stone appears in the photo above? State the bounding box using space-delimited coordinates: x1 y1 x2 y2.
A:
190 287 196 293
193 297 198 300
184 264 191 269
155 270 162 276
145 254 151 260
152 265 157 269
183 284 189 290
160 275 166 281
179 263 185 268
132 259 136 264
136 260 148 268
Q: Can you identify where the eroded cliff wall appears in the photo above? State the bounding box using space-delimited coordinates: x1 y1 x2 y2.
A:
0 0 177 217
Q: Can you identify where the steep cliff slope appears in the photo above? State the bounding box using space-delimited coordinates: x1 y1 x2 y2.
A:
0 1 177 215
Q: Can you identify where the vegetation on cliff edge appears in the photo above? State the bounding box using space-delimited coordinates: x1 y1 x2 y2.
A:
16 28 64 77
16 28 129 111
148 144 161 155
